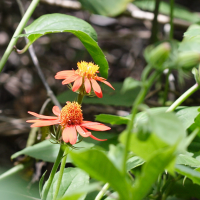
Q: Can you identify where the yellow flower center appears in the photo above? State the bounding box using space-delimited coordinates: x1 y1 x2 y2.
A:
59 102 83 126
76 61 99 79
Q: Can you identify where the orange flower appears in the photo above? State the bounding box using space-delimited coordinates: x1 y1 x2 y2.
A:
55 61 114 98
27 102 110 145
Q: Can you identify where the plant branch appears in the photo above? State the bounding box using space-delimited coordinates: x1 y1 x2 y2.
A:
166 83 200 112
0 0 40 72
53 145 69 200
16 0 61 110
95 183 110 200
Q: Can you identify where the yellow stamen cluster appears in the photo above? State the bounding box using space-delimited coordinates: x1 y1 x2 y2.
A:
76 61 99 79
59 102 83 126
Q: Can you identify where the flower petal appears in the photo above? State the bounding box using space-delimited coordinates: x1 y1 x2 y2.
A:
28 111 58 119
62 126 77 145
90 134 107 141
62 74 79 85
76 125 91 137
84 77 91 93
95 77 115 90
72 76 82 92
27 119 60 127
81 122 111 131
55 70 75 79
91 79 103 98
52 106 60 116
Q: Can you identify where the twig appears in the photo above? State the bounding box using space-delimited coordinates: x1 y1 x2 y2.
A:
16 0 62 110
127 3 191 28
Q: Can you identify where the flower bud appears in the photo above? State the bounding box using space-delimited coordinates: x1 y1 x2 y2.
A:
176 51 200 69
146 42 171 68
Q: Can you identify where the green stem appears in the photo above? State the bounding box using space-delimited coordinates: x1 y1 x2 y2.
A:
169 0 174 40
53 145 69 200
0 0 40 72
77 80 85 104
162 70 170 106
150 0 161 43
42 144 65 200
166 83 200 112
95 183 110 200
122 71 160 174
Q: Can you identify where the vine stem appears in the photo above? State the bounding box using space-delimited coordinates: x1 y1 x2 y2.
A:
169 0 174 40
42 144 66 200
166 83 200 112
95 183 110 200
0 0 40 72
122 71 160 174
53 145 69 200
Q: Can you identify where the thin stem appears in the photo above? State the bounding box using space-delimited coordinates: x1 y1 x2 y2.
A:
150 0 161 43
0 0 40 72
166 83 200 112
42 144 65 200
77 81 85 105
53 145 69 200
169 0 174 40
95 183 110 200
122 71 160 174
16 0 61 109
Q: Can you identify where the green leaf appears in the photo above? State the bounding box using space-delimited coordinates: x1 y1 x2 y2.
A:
176 164 200 185
39 171 47 198
121 77 141 94
184 24 200 40
57 82 140 107
11 132 117 162
42 168 89 200
126 156 144 171
132 145 176 200
134 1 200 23
176 154 200 168
70 148 132 200
95 114 130 125
79 0 132 17
18 13 109 78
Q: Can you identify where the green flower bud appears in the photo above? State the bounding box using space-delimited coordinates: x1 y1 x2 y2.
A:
146 42 171 68
176 51 200 69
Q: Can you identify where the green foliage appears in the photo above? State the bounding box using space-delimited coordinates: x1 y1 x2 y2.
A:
18 13 109 78
70 148 133 200
79 0 133 17
57 82 140 107
41 168 89 200
121 77 141 94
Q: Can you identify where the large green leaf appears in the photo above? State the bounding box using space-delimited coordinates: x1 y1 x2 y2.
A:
184 24 200 40
18 13 108 78
70 148 132 200
176 154 200 168
11 132 117 162
57 82 140 107
134 1 200 23
42 168 89 200
131 145 176 200
126 156 144 171
79 0 132 17
176 165 200 185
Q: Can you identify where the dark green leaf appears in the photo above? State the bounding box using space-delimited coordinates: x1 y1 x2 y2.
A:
79 0 132 17
70 148 132 199
42 168 89 200
57 82 140 107
18 13 108 78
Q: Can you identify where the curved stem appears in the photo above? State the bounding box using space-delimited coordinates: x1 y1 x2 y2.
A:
166 83 200 112
122 71 160 174
53 145 69 200
42 144 65 200
95 183 110 200
0 0 40 72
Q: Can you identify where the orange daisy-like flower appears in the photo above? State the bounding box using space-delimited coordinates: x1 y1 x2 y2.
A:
27 102 110 145
55 61 115 98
